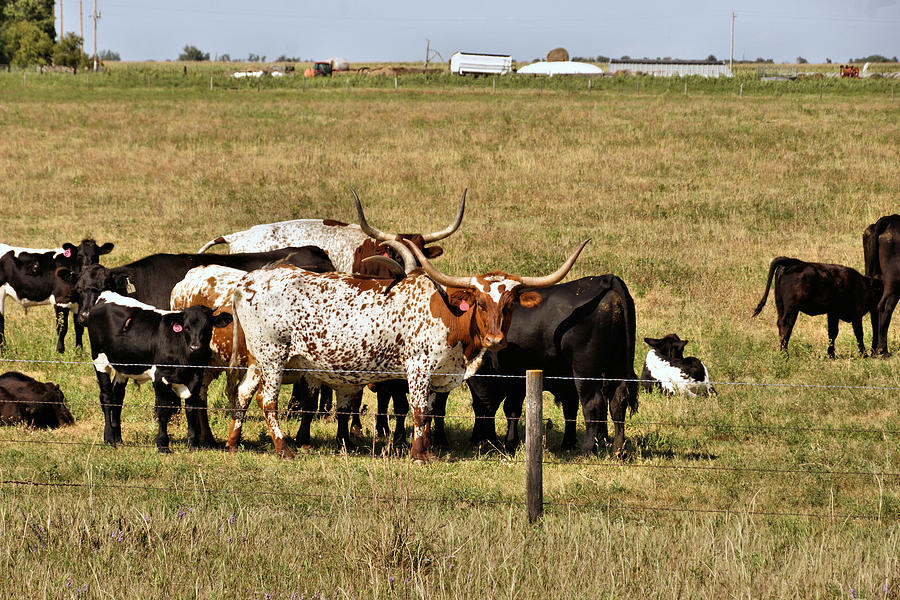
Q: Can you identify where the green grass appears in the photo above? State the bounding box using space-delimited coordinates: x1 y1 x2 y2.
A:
0 62 899 598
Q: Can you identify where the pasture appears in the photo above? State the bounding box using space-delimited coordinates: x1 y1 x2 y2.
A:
0 65 898 598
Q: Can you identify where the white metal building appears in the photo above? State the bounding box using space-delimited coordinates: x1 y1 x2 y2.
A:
449 52 512 75
608 59 733 78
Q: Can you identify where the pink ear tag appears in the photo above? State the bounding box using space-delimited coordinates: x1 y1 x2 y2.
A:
382 252 390 257
63 248 72 257
459 300 470 312
172 323 183 333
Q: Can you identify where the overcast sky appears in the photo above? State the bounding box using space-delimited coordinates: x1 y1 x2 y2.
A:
58 0 899 63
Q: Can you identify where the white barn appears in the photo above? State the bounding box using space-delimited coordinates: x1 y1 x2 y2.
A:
608 59 733 78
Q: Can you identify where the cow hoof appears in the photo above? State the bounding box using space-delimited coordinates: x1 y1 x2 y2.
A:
158 447 172 454
278 447 295 460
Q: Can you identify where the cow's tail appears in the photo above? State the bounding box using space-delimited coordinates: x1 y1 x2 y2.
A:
752 257 794 318
198 236 228 253
225 290 247 407
611 276 639 416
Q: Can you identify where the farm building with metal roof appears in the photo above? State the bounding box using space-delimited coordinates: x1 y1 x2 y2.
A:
608 59 733 78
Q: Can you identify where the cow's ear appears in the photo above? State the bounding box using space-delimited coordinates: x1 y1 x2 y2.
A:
644 337 661 348
447 289 476 314
99 242 115 255
424 246 444 259
168 315 185 333
61 243 77 258
518 291 542 308
677 340 689 352
213 312 233 328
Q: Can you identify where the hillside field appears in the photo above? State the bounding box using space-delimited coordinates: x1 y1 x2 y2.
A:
0 65 898 599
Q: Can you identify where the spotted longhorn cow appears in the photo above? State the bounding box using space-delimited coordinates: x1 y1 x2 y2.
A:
197 189 466 276
229 239 589 460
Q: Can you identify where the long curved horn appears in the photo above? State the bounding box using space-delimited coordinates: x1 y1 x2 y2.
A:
361 256 406 278
352 187 397 242
519 239 590 288
403 240 473 289
379 240 417 274
421 189 467 243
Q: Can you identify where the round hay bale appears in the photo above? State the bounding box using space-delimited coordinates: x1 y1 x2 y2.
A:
547 48 569 62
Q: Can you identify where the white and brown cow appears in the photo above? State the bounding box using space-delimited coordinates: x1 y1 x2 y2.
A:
228 239 589 460
197 189 466 276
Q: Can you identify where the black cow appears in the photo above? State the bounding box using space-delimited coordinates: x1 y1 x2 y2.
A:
0 371 74 428
641 333 716 396
64 246 334 320
466 275 638 457
0 239 114 353
864 215 900 356
752 256 882 357
87 292 232 451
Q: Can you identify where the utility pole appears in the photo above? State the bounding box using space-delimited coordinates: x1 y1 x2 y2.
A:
59 0 63 39
92 0 99 71
425 39 430 67
80 0 84 55
730 10 735 74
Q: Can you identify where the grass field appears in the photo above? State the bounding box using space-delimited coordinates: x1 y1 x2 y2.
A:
0 64 899 599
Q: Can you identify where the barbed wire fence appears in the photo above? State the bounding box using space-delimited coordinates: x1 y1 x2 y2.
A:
0 355 898 523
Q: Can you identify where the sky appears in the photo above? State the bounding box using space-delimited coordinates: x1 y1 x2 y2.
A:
57 0 899 64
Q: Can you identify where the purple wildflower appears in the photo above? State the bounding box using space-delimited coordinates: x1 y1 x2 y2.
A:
229 513 236 524
850 588 858 599
884 582 890 595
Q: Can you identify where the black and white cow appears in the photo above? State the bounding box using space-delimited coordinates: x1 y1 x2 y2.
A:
86 291 232 452
641 333 716 396
0 240 114 353
0 371 74 428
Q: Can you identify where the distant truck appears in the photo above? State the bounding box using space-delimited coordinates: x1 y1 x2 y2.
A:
449 52 512 76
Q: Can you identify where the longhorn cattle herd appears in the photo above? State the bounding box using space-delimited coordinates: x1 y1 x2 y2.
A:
1 197 898 461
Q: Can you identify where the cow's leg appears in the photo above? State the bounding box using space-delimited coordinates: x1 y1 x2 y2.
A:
152 382 179 453
429 391 448 449
777 308 799 354
73 306 84 351
255 367 292 459
335 389 363 451
317 385 333 419
826 313 839 358
227 364 261 453
0 289 6 350
294 379 320 449
182 373 209 451
349 392 364 440
870 308 881 355
470 382 503 450
375 385 392 438
851 317 867 357
577 381 607 457
407 371 433 463
54 306 68 354
876 295 898 356
608 381 631 459
503 390 525 454
559 384 581 451
391 389 410 451
95 371 121 446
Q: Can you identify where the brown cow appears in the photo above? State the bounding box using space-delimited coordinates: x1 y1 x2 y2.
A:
752 257 882 357
0 372 73 428
863 214 900 356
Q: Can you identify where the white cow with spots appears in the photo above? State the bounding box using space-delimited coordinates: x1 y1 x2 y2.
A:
229 240 589 460
197 189 466 276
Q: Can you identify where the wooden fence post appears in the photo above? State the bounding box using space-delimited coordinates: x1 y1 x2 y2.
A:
210 76 213 91
526 369 543 523
740 83 743 97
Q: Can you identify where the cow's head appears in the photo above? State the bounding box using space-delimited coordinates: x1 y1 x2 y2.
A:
644 333 689 359
352 188 466 270
163 305 233 358
61 239 115 271
405 238 589 354
60 264 137 324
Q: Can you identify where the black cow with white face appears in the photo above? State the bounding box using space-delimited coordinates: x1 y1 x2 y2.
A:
752 256 882 357
87 292 232 452
0 239 114 353
0 371 74 428
465 275 639 457
641 333 716 396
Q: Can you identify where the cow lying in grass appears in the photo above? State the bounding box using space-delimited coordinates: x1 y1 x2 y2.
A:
0 371 74 428
641 333 716 396
752 256 882 357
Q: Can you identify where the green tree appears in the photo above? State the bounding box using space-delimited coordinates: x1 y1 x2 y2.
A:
98 49 119 61
52 31 88 71
796 56 808 64
178 44 209 61
2 0 54 38
3 18 52 66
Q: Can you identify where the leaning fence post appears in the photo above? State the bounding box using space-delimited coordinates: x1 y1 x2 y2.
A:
526 369 543 523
